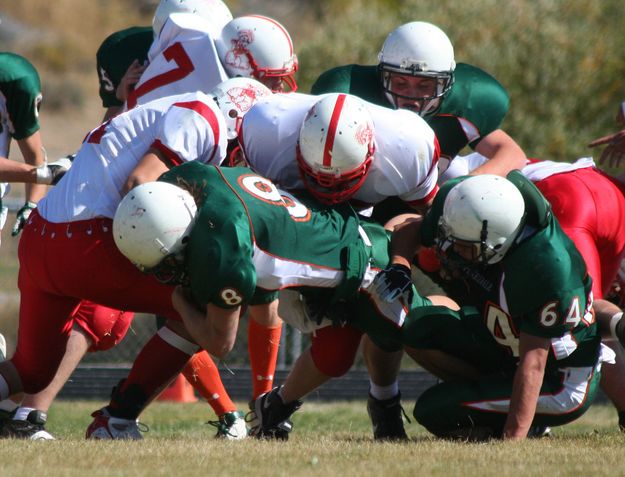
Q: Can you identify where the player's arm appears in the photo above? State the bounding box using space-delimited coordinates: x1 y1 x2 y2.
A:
0 156 37 182
471 129 527 177
172 286 240 357
122 148 170 195
503 331 550 440
17 131 48 203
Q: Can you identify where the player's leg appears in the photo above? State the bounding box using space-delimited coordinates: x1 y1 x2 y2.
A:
249 325 362 440
86 319 199 440
181 351 246 440
414 364 602 440
248 301 282 399
6 302 133 439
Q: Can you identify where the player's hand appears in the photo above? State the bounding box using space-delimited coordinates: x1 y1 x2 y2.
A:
588 129 625 168
11 201 36 236
35 155 74 185
116 59 147 102
370 263 414 303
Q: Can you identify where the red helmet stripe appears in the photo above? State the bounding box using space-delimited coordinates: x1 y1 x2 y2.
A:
323 94 347 167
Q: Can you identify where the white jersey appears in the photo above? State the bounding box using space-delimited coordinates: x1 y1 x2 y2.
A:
126 13 228 109
441 152 596 184
39 92 227 223
240 92 439 208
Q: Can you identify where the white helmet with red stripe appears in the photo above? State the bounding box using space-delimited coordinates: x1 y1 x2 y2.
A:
210 77 272 141
152 0 233 38
216 15 298 93
297 93 375 204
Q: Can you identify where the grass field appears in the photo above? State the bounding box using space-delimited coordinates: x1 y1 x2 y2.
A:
1 400 623 477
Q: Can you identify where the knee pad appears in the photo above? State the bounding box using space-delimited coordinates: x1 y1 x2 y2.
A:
72 301 134 352
310 325 362 377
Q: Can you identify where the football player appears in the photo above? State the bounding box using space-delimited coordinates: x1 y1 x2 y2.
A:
0 52 69 240
240 91 439 209
0 91 229 441
311 21 527 221
371 173 610 440
425 152 625 431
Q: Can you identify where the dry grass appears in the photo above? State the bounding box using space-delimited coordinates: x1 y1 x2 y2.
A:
0 400 623 477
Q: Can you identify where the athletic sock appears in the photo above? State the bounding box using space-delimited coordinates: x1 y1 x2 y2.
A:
248 318 282 399
369 380 399 401
182 351 236 416
108 328 198 419
13 406 36 421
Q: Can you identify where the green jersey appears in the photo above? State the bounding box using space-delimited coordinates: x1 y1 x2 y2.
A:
159 162 373 309
96 27 153 108
0 52 42 154
311 63 509 159
420 171 600 369
158 162 433 350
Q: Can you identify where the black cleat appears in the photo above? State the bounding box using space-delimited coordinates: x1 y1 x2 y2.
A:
0 410 55 440
367 392 409 441
247 386 302 440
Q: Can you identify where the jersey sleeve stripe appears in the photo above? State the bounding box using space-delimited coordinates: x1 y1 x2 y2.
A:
173 100 221 163
405 184 439 207
151 139 183 166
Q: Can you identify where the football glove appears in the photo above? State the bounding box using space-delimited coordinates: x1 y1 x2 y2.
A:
370 263 414 303
35 154 75 185
11 201 37 236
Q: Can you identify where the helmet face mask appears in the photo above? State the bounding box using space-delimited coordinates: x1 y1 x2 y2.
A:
296 93 375 204
148 252 189 286
296 142 374 204
379 67 454 116
436 218 503 269
378 21 455 116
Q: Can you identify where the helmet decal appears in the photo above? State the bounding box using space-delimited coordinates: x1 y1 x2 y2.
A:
226 84 267 113
355 123 374 147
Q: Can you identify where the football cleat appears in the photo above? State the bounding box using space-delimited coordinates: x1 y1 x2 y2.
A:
85 408 147 440
208 411 248 440
527 425 552 438
367 392 409 441
247 386 302 440
0 410 55 440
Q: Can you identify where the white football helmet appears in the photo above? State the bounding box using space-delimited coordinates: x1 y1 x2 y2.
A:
152 0 233 38
113 182 197 271
210 77 272 141
216 15 298 92
438 175 525 265
378 21 455 116
297 93 375 204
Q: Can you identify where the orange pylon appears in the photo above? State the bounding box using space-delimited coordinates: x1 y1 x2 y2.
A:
157 373 198 402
